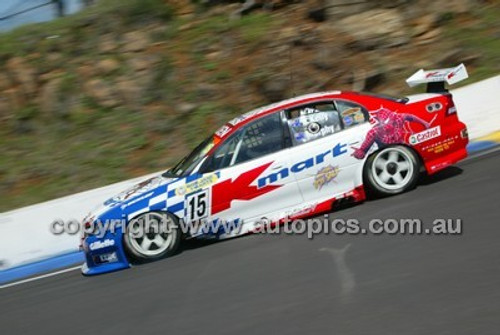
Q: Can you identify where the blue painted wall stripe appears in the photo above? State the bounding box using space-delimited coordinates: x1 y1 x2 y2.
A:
0 251 83 285
467 141 498 152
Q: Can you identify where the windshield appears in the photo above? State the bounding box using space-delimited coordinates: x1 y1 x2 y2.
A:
164 136 216 177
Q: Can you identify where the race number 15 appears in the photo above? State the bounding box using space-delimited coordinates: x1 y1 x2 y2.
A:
186 189 209 222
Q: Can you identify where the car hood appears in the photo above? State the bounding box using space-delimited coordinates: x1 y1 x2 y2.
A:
82 174 177 222
103 175 175 208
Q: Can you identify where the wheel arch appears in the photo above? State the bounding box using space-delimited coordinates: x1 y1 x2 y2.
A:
359 144 424 196
360 144 424 181
122 209 183 262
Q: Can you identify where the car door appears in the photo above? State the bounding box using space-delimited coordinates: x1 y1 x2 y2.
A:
197 111 303 230
283 100 371 205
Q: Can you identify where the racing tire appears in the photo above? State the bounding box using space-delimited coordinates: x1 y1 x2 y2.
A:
123 211 181 262
364 145 420 196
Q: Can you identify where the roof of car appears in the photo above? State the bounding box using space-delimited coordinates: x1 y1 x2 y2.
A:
212 91 346 141
226 90 342 127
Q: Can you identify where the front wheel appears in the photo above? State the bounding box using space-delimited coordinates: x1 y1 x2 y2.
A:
123 211 181 262
364 145 420 196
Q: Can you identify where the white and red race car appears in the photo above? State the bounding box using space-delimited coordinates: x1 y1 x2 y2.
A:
81 65 469 275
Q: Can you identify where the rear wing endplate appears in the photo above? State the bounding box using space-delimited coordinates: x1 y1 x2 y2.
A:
406 64 468 93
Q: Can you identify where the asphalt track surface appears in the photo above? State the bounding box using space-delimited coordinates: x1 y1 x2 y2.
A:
1 149 500 335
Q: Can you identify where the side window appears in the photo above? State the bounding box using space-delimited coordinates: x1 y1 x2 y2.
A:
204 112 284 171
234 112 284 164
286 103 342 145
206 131 242 171
335 100 369 129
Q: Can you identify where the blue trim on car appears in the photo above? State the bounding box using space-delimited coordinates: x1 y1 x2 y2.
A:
167 201 184 213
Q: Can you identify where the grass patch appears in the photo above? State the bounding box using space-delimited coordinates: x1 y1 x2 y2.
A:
441 4 500 82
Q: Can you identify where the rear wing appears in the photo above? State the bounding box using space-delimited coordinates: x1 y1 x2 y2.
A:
406 64 468 93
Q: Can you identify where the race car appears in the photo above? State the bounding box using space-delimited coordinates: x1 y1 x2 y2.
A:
81 64 469 275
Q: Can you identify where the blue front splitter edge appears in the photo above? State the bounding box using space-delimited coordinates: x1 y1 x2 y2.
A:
0 251 84 285
1 140 498 286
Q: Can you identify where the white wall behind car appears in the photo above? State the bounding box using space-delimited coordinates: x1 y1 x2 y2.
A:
452 75 500 139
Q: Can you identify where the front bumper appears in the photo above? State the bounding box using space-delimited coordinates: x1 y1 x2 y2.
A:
81 231 131 276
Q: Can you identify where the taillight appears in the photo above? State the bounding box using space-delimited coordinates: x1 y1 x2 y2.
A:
443 94 457 116
447 106 457 115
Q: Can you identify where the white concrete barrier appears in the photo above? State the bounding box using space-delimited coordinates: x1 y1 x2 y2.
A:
452 75 500 139
0 75 499 271
0 173 157 270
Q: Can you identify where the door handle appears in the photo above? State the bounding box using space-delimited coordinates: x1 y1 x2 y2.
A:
272 165 284 170
349 141 360 145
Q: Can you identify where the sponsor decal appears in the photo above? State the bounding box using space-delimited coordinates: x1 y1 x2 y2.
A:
430 161 452 171
107 177 165 205
319 125 336 136
426 71 440 79
447 65 463 80
409 126 441 145
290 118 336 142
307 122 321 134
422 136 457 154
228 115 247 126
352 107 432 159
122 191 154 209
89 239 115 251
211 162 281 215
285 203 318 220
176 173 219 196
295 132 306 142
343 115 354 126
303 112 329 123
210 143 347 215
313 165 340 190
98 252 118 263
215 124 231 138
258 143 347 188
185 189 210 221
103 198 121 207
341 107 362 117
300 107 319 115
354 113 365 123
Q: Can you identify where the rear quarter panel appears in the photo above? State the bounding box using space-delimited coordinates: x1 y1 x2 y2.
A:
341 92 468 174
404 94 468 173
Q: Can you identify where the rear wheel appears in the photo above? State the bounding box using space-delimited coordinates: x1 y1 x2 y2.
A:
123 211 181 262
364 146 420 196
